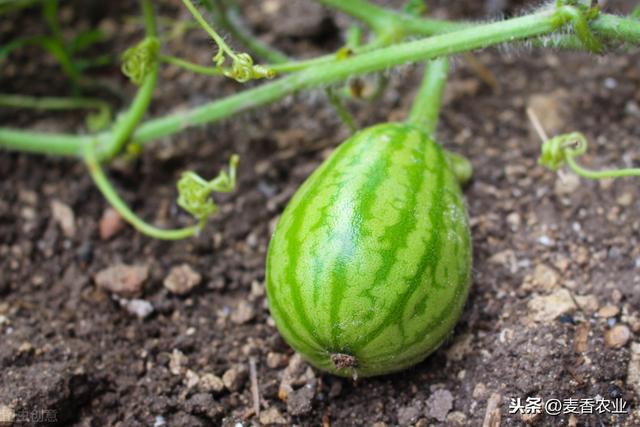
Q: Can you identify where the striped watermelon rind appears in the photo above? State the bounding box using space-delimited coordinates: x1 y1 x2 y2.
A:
266 122 472 378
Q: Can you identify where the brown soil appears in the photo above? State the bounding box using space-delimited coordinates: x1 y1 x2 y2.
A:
1 1 640 426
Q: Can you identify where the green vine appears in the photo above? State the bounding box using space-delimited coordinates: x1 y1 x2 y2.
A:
181 0 275 82
121 37 160 85
177 154 239 228
539 132 640 179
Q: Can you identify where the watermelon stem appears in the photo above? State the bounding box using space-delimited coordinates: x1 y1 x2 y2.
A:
331 353 358 370
407 56 449 138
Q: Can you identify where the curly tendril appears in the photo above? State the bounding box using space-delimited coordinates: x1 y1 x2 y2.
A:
177 154 239 227
222 52 275 83
553 0 603 53
538 132 640 179
121 37 160 85
181 0 275 83
539 132 587 171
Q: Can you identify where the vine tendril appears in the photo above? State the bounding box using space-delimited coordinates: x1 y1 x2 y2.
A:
121 37 160 85
181 0 275 83
528 108 640 180
177 154 239 228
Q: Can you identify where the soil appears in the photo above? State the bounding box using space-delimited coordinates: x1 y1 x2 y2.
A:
1 1 640 426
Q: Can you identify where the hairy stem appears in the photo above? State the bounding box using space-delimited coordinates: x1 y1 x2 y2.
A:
1 12 639 156
85 145 198 240
100 0 158 159
408 57 449 136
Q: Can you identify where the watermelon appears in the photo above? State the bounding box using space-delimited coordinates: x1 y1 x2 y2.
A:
265 122 472 378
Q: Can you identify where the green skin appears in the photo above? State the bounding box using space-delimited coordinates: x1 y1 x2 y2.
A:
266 123 472 378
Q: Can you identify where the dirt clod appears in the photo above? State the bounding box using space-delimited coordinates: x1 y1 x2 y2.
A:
266 352 289 369
286 383 315 416
99 207 125 240
528 289 576 322
259 407 288 425
230 300 256 324
397 401 422 425
94 264 149 297
223 364 248 392
198 373 225 394
50 199 76 238
426 389 454 421
163 264 201 295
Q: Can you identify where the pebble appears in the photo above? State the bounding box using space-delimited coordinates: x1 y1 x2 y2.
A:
426 389 454 422
554 172 581 196
163 264 201 295
184 369 200 389
120 298 154 319
169 349 187 376
198 373 225 394
473 383 487 399
287 383 315 416
528 289 576 322
523 264 559 292
259 407 287 425
445 333 473 362
278 354 315 401
266 352 289 369
50 199 76 238
598 305 620 319
223 364 248 392
397 402 422 425
99 207 125 240
94 264 149 297
446 411 467 425
617 192 633 206
604 325 631 349
230 300 256 324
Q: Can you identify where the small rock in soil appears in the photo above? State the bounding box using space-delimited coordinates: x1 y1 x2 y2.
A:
184 369 199 389
163 264 201 295
278 354 315 400
397 401 422 425
447 411 467 425
50 199 76 238
230 300 256 324
222 364 248 392
119 298 154 319
598 305 620 318
169 349 187 376
185 393 222 421
198 373 224 394
528 289 576 322
99 207 125 240
473 383 487 400
426 389 453 422
94 264 149 297
287 383 315 416
266 352 288 369
259 407 288 425
522 264 559 292
604 325 631 349
446 333 473 362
